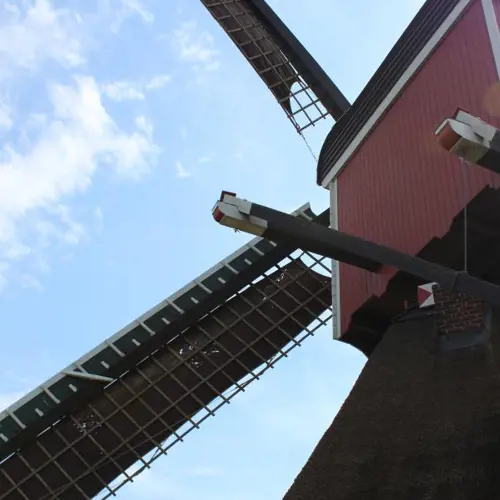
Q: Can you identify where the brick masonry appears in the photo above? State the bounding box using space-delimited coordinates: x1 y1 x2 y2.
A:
433 285 487 335
284 308 500 499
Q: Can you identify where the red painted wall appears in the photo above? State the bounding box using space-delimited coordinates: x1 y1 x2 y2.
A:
337 0 500 334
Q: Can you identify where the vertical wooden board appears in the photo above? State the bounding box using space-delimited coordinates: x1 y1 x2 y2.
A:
336 0 500 333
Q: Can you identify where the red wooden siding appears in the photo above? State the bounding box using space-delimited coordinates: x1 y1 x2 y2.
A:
336 0 500 334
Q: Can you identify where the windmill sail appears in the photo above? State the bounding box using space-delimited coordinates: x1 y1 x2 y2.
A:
200 0 350 132
0 204 332 500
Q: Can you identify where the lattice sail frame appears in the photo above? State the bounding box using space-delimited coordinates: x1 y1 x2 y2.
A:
0 200 333 500
0 251 332 500
200 0 337 133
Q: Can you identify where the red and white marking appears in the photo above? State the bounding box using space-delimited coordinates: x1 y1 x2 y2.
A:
418 282 437 308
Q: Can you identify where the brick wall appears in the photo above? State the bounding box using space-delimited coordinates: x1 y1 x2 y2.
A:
433 285 487 335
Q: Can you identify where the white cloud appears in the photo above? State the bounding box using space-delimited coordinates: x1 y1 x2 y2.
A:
101 74 171 102
174 160 191 178
34 204 87 247
25 112 47 130
0 0 84 78
135 115 153 136
0 100 12 130
120 0 154 23
3 240 30 260
111 0 154 33
101 80 145 101
0 0 158 76
0 76 159 287
171 21 220 74
146 74 172 90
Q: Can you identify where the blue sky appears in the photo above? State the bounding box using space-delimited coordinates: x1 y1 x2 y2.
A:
0 0 424 498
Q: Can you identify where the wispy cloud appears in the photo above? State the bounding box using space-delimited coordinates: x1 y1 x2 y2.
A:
34 204 87 247
175 160 191 178
0 76 159 289
111 0 154 33
146 74 172 90
0 99 12 130
170 20 220 75
0 1 165 291
120 0 154 23
0 0 84 78
101 80 146 101
101 74 172 102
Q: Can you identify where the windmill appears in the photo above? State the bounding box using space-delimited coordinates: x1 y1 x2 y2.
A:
210 0 500 498
3 0 500 498
0 4 348 498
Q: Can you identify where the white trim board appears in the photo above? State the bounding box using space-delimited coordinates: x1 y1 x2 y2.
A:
482 0 500 77
321 0 472 188
329 179 342 339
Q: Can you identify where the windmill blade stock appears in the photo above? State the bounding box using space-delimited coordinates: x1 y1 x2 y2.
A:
200 0 350 132
0 204 332 500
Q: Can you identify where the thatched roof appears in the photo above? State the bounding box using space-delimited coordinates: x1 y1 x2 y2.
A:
284 309 500 499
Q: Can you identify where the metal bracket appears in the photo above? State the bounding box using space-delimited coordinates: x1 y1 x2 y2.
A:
436 109 500 174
